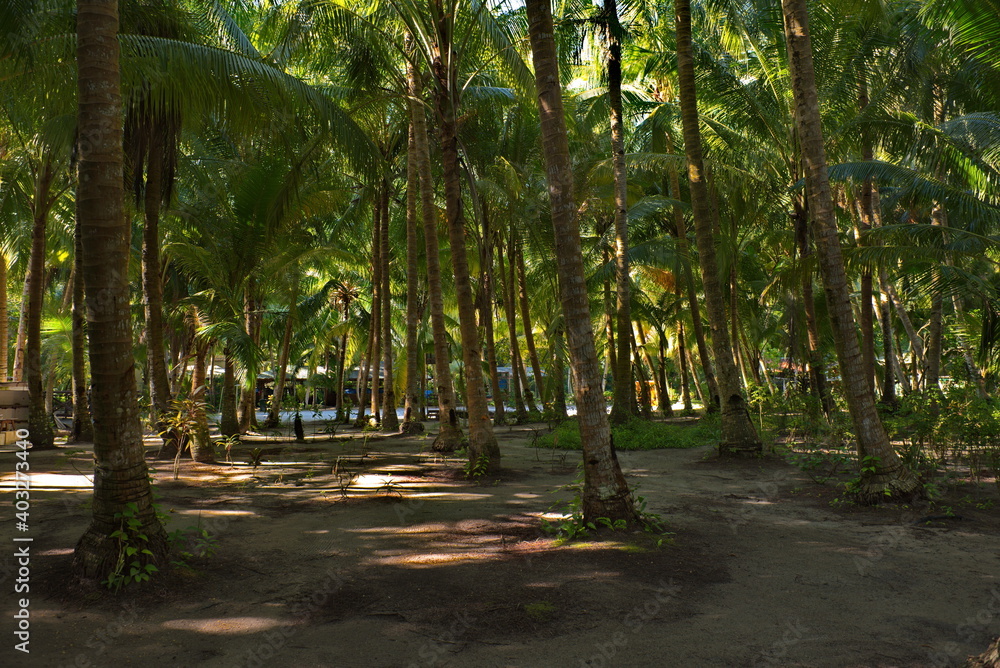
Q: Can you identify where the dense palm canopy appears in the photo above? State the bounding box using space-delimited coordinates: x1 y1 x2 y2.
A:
3 0 1000 579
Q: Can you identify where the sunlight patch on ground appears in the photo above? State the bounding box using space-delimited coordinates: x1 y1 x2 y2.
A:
348 522 451 535
171 508 257 517
0 473 92 490
162 617 292 634
371 550 507 567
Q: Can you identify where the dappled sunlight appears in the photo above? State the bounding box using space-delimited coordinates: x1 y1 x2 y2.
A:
0 472 92 490
162 616 293 635
170 508 257 518
37 548 74 556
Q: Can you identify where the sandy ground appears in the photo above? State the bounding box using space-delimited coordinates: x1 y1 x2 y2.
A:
1 420 998 668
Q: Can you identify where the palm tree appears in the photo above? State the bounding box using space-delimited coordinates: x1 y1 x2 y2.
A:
73 0 167 579
525 0 637 525
674 0 761 455
781 0 919 503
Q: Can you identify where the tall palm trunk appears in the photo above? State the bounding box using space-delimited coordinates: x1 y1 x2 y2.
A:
858 74 876 393
70 217 94 442
402 88 423 433
264 278 298 428
526 0 636 525
431 17 500 472
925 90 948 402
782 0 919 502
220 348 239 437
501 231 527 420
0 251 7 380
603 247 618 392
793 200 835 417
142 134 172 439
355 332 371 426
238 285 260 433
875 282 898 406
551 324 569 419
12 276 28 382
667 134 719 409
336 333 349 423
73 0 167 578
516 244 547 410
656 328 674 417
25 156 56 449
369 192 382 423
481 206 506 425
605 0 634 425
409 63 462 451
380 183 399 431
189 334 212 461
951 293 988 399
675 0 760 454
677 321 693 412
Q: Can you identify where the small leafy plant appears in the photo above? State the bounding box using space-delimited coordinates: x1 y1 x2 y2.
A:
103 502 158 591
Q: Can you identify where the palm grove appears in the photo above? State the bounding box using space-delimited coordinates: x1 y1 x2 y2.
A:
1 0 999 581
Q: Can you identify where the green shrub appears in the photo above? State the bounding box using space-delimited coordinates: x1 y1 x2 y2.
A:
536 416 718 451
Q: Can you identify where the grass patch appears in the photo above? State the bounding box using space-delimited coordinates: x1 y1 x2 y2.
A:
537 416 718 451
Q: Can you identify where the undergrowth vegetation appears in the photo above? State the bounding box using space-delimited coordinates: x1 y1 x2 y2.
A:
757 385 1000 494
535 416 720 451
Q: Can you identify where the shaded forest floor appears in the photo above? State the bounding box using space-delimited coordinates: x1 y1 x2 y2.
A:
2 419 999 667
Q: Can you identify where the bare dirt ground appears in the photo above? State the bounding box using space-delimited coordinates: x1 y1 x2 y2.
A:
2 419 999 668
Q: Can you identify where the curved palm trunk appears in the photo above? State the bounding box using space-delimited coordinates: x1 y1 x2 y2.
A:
73 0 167 579
70 218 94 443
25 157 56 449
142 135 172 439
675 0 760 454
781 0 918 502
432 36 499 471
409 69 462 451
402 100 423 433
380 183 399 431
527 0 636 525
